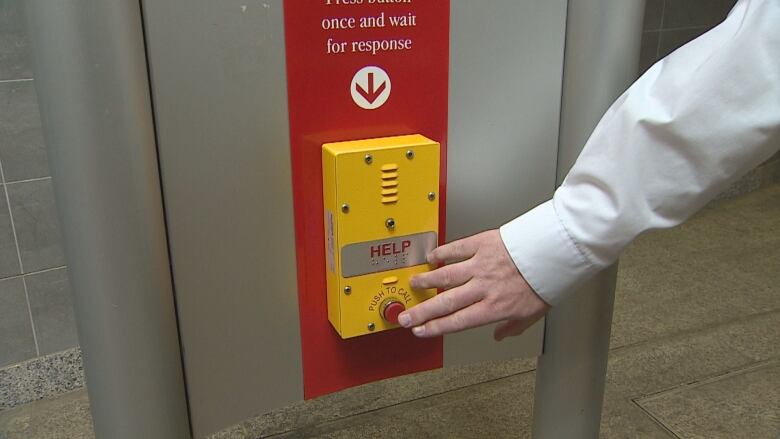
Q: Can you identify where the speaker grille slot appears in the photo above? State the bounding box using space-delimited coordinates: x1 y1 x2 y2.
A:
381 163 399 204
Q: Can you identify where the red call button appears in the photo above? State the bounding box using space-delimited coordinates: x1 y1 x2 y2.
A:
382 301 406 325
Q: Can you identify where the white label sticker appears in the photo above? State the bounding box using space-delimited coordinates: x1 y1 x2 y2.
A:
326 210 335 273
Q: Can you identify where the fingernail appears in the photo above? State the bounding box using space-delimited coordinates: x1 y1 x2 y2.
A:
409 278 419 289
412 325 426 336
398 312 411 327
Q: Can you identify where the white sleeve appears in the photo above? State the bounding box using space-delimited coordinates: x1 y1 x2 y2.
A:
500 0 780 306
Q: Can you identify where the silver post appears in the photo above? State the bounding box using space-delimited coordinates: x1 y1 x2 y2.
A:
25 1 191 438
533 267 618 437
532 1 645 437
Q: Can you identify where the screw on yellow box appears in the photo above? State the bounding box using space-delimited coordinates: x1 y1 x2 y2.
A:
322 134 440 339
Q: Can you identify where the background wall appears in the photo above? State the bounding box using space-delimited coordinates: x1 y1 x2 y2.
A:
639 0 737 74
0 0 775 410
0 0 76 370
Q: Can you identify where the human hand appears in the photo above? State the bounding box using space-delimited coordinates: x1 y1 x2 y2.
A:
397 229 551 340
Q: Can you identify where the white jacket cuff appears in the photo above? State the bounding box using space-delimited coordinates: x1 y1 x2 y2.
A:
499 200 598 306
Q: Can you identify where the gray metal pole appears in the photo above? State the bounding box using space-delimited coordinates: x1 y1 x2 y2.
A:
25 2 191 438
532 1 645 438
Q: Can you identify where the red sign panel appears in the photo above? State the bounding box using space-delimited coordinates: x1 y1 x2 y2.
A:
284 0 450 399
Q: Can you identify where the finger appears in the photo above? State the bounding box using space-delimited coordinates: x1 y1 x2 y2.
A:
493 319 536 341
427 235 481 264
411 301 493 338
399 281 480 328
409 260 472 290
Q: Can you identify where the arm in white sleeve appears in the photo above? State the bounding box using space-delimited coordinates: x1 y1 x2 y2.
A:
500 0 780 306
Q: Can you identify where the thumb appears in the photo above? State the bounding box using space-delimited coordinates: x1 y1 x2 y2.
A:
493 319 534 341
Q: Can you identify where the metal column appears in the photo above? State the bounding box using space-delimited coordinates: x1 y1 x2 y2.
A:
532 1 645 437
25 2 190 438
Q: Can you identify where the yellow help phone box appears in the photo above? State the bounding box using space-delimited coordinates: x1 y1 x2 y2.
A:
322 134 440 339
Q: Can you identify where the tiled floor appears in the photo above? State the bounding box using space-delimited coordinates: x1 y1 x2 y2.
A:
0 184 778 438
636 360 780 439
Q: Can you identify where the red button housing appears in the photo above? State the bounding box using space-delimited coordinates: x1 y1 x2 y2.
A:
382 301 406 325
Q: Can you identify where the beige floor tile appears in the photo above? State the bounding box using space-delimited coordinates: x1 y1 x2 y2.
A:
0 389 93 439
601 393 676 439
612 184 780 349
636 361 780 439
600 310 780 439
232 358 536 438
272 371 536 439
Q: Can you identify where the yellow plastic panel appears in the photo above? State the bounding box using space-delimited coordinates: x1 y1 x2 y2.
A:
322 134 440 338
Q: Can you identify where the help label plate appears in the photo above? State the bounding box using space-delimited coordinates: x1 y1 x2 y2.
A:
340 232 437 278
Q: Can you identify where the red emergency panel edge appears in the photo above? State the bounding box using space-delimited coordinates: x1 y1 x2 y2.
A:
283 0 450 398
